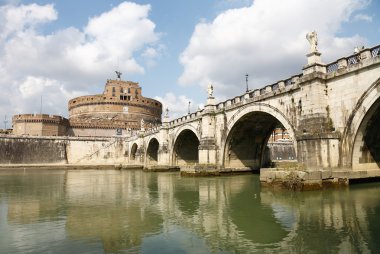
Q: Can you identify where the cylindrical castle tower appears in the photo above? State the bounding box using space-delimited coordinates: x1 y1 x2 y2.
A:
68 79 162 131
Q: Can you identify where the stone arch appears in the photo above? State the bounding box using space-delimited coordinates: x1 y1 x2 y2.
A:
145 137 159 166
223 103 297 170
172 128 200 167
173 124 201 142
341 77 380 170
130 143 138 161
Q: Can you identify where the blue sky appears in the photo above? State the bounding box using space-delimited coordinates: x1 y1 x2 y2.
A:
0 0 379 124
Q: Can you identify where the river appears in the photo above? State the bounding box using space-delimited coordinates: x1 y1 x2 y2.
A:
0 169 379 253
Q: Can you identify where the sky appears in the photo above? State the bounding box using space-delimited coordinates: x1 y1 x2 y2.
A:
0 0 379 127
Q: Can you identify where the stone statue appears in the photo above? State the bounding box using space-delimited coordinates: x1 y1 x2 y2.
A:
115 71 122 80
165 108 169 118
207 84 214 98
306 31 318 53
140 118 145 129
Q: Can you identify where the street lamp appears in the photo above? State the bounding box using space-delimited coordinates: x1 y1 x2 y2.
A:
245 73 249 92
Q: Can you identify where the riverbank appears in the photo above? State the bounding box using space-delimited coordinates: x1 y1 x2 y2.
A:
0 164 143 170
260 168 380 190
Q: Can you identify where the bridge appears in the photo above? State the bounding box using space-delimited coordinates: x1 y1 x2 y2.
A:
126 39 380 187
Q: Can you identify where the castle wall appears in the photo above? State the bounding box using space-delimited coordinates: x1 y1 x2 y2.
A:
12 114 68 136
0 136 128 165
68 127 120 137
0 136 67 164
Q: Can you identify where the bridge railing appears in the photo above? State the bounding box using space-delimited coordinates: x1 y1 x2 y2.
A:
326 44 380 74
167 108 204 127
214 75 302 112
162 65 305 125
371 45 380 58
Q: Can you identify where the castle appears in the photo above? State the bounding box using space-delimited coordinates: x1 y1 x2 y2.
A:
12 77 162 137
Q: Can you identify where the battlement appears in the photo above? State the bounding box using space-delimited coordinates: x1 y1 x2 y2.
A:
13 114 69 124
105 79 139 87
68 94 162 111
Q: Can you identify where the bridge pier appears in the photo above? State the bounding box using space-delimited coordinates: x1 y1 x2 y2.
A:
198 138 218 166
297 133 340 170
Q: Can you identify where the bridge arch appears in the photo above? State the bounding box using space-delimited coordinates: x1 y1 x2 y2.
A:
172 126 200 167
223 103 297 170
145 137 159 166
342 77 380 170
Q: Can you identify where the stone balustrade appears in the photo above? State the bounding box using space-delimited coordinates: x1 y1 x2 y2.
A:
326 45 380 74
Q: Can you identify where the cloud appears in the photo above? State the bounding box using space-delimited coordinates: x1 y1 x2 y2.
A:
154 92 199 120
353 13 373 22
179 0 370 100
141 44 166 67
16 76 83 116
0 2 160 119
0 3 57 41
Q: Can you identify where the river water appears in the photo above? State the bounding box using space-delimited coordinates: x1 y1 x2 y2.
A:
0 170 379 253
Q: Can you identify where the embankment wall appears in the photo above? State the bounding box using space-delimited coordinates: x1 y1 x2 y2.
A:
0 136 128 165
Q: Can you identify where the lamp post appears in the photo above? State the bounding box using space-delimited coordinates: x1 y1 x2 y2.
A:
188 101 191 115
4 115 7 130
245 73 249 92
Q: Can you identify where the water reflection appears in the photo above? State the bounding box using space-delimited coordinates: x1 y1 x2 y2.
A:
0 170 380 253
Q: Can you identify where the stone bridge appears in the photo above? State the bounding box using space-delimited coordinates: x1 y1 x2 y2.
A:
126 43 380 183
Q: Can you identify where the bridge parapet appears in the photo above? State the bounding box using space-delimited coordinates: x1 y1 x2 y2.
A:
143 126 161 136
326 45 380 74
168 110 203 128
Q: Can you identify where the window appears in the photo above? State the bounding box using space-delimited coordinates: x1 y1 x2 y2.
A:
120 95 130 101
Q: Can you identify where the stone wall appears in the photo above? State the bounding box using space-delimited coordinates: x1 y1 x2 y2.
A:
12 114 68 136
267 141 296 161
0 136 128 165
0 136 67 164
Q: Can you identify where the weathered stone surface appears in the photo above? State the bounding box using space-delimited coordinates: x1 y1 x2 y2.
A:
0 137 67 164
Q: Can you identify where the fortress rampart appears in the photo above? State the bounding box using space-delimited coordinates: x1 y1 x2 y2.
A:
13 114 68 124
12 114 69 136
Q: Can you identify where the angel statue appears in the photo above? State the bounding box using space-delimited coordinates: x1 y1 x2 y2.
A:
207 83 214 98
306 31 318 53
140 118 145 130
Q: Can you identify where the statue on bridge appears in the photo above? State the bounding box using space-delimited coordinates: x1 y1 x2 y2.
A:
207 84 214 98
306 31 318 53
140 118 145 130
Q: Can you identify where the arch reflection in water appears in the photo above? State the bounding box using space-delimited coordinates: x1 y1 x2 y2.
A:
0 170 380 253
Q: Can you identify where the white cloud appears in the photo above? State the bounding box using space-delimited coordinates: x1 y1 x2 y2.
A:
0 3 57 41
154 92 199 120
0 2 161 119
179 0 370 100
15 76 83 115
353 13 373 22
